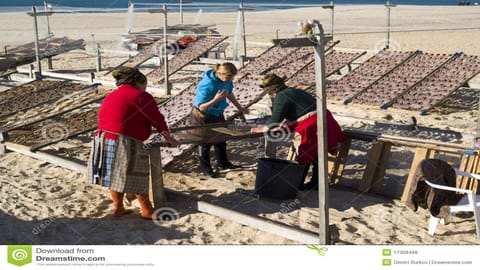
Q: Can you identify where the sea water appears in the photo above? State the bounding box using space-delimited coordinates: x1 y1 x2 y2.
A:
0 0 471 13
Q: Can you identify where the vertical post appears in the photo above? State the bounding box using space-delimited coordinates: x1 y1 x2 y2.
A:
385 0 396 49
126 0 134 34
386 2 391 49
44 1 52 38
240 3 247 60
47 57 53 69
322 1 334 38
330 0 334 38
28 64 34 79
32 6 42 75
149 146 166 208
163 5 170 95
313 21 329 244
95 43 102 72
179 0 183 24
89 72 95 83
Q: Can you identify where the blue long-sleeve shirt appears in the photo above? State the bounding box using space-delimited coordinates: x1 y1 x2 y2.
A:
193 70 233 116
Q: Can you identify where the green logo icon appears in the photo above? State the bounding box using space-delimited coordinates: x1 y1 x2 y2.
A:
307 245 328 256
382 249 391 256
383 259 392 266
7 245 32 266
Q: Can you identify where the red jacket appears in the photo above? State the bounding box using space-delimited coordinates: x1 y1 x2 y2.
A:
97 84 169 140
289 110 346 164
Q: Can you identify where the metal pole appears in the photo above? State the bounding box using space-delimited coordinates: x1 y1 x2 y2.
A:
313 21 329 244
127 0 133 34
240 3 247 59
330 0 334 38
163 5 170 95
32 6 42 75
386 0 392 49
322 1 334 38
179 0 183 24
95 43 102 72
44 1 51 38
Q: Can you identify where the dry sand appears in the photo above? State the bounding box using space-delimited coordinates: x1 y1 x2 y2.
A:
1 5 480 245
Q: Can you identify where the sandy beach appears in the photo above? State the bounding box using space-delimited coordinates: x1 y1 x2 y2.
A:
1 5 480 245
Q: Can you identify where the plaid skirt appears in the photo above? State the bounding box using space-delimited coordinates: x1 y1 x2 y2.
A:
87 131 150 194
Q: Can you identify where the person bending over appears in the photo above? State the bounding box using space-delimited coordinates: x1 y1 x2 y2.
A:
251 73 345 190
88 67 179 219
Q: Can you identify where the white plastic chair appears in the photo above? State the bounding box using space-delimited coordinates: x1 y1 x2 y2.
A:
425 168 480 243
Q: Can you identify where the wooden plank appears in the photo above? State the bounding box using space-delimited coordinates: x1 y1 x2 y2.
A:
30 127 97 152
170 121 232 132
379 134 469 150
314 25 329 244
4 142 87 174
359 141 384 192
400 147 436 202
211 127 248 136
371 142 392 190
149 146 166 208
359 141 391 192
197 201 319 244
328 137 351 184
457 151 479 192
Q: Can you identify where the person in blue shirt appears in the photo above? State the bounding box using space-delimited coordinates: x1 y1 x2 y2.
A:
189 62 248 177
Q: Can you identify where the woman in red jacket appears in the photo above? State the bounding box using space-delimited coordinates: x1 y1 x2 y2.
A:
88 67 179 220
251 73 346 190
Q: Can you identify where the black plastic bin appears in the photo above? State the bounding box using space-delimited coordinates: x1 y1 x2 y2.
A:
254 158 308 200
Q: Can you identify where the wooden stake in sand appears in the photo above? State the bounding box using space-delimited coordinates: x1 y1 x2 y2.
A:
272 21 331 244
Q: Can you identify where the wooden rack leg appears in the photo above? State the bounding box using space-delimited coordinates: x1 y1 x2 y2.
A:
359 141 392 192
47 57 53 69
328 138 351 185
400 147 436 202
457 151 480 192
0 132 6 154
149 146 166 208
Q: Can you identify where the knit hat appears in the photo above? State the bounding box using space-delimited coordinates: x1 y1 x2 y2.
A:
260 73 286 93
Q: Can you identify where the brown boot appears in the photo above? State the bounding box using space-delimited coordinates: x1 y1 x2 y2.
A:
135 194 158 220
110 190 132 217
